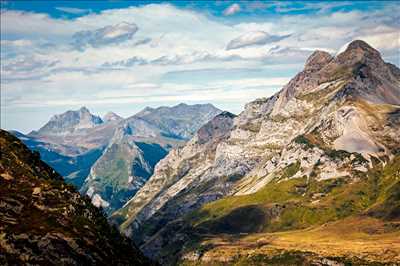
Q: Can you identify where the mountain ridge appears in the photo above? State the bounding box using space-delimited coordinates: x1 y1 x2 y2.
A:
112 40 400 265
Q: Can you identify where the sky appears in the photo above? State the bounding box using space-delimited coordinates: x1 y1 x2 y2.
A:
1 1 399 133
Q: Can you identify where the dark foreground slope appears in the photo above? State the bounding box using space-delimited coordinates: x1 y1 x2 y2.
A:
0 129 151 265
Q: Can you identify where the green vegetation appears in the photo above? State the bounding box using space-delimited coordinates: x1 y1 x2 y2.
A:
186 155 400 236
186 177 307 228
367 155 400 220
293 135 316 150
280 161 301 180
93 144 131 190
175 156 400 266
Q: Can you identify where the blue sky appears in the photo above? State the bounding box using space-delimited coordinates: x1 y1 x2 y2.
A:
1 1 399 133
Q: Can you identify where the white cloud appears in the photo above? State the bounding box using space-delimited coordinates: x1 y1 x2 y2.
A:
72 22 138 50
226 31 290 50
223 3 241 16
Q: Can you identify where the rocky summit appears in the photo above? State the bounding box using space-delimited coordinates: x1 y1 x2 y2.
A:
113 40 400 265
33 106 104 136
0 129 151 265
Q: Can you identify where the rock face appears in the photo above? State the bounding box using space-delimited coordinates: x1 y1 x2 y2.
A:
17 104 222 215
113 112 236 232
0 129 151 265
114 40 400 264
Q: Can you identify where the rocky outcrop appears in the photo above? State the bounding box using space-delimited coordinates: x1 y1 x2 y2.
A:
114 40 400 263
0 129 151 265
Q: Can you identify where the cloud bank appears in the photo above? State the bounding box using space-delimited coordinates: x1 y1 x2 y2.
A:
1 2 399 132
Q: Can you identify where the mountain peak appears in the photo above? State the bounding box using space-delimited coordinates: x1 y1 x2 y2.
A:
346 40 378 53
336 39 382 65
36 107 103 135
103 111 123 122
304 50 333 72
79 106 90 113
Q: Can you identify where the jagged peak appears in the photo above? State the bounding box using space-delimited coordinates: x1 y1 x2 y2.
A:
304 50 333 72
38 106 103 135
103 111 123 122
346 40 379 54
336 39 382 64
79 106 90 113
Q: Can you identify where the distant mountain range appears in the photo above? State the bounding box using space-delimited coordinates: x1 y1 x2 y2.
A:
112 40 400 265
12 103 221 214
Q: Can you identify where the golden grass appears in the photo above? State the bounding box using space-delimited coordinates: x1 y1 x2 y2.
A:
197 216 400 263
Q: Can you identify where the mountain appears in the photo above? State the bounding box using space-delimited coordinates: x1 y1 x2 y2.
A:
15 104 222 215
33 106 104 136
0 129 151 265
113 40 400 265
80 104 222 214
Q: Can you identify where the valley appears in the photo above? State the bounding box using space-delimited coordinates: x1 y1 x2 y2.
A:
13 104 221 214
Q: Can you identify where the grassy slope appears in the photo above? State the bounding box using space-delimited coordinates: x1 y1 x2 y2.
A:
181 216 400 265
180 156 400 265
